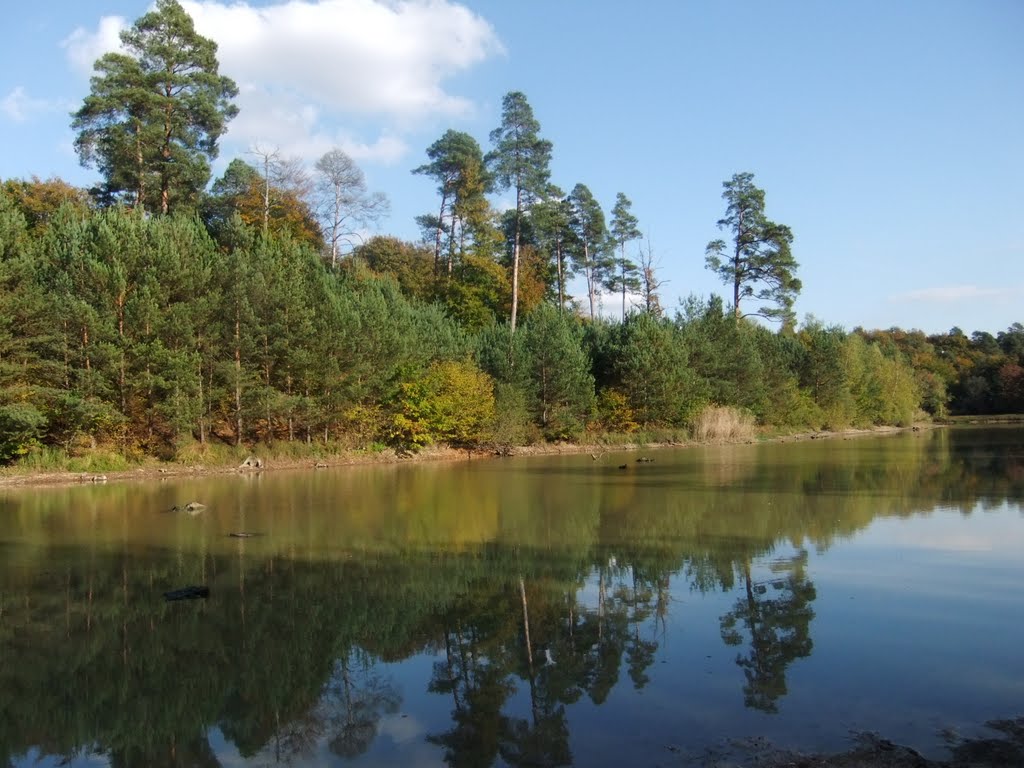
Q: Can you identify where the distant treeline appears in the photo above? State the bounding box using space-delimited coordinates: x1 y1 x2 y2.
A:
0 185 1021 465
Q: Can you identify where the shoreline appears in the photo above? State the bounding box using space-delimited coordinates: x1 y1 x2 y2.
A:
0 424 927 490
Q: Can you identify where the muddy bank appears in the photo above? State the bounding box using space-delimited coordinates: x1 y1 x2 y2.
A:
688 717 1024 767
0 424 929 490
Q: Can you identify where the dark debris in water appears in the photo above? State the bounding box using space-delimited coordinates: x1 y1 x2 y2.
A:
683 718 1024 768
163 585 210 601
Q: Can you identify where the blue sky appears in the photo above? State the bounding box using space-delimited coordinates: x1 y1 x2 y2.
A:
1 0 1022 334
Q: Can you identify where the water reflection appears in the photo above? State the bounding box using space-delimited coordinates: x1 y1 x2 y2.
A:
719 551 815 713
0 427 1022 766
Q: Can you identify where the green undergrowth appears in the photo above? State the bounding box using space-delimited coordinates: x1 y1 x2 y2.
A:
1 421 932 479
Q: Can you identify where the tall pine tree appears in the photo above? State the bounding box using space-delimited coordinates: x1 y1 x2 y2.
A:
486 92 552 332
72 0 238 214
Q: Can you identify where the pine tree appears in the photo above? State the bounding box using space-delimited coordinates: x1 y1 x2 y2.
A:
705 172 800 323
608 192 642 317
72 0 238 214
486 92 552 332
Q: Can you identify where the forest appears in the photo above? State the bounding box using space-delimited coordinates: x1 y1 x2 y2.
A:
1 0 1022 468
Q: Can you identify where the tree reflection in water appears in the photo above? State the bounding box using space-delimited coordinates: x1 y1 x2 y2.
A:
323 650 400 759
1 427 1021 765
719 550 816 713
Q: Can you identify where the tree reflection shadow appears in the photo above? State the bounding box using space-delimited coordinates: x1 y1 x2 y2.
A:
719 550 816 713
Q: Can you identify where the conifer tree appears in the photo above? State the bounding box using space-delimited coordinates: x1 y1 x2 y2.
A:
72 0 238 214
705 172 800 323
486 92 552 332
608 192 642 317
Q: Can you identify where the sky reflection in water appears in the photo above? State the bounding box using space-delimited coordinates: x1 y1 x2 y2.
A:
0 427 1022 766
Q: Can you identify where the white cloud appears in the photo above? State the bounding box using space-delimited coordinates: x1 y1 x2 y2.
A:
890 284 1024 303
1 86 65 123
226 84 409 164
61 15 128 75
183 0 502 119
61 1 502 167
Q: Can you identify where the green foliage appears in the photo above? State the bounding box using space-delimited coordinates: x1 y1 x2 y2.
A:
705 172 801 324
567 183 611 320
0 402 47 463
478 308 595 439
413 129 491 273
7 76 1021 468
0 186 29 260
71 0 238 213
607 192 643 316
486 91 553 331
676 295 767 417
796 320 853 428
531 191 576 310
446 252 510 330
352 236 436 301
602 313 697 427
518 305 596 439
845 335 919 426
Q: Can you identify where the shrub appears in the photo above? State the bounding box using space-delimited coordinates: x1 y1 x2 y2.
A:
0 403 47 464
390 359 496 449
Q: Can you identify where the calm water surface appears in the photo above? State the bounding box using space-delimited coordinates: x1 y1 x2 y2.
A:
1 427 1022 766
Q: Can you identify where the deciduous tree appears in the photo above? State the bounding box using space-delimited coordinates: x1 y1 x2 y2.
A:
204 159 322 249
637 239 665 317
315 148 389 265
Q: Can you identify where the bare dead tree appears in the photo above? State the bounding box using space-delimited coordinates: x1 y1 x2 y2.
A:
314 148 389 265
248 143 311 233
638 238 667 317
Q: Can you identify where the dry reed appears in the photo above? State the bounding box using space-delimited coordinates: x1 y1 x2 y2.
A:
691 405 756 442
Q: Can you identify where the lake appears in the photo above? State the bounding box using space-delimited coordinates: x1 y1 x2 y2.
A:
1 427 1022 767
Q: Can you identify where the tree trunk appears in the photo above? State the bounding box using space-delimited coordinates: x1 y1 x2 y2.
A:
331 183 343 266
519 576 534 670
234 310 243 446
733 209 744 318
134 120 145 209
432 190 448 273
447 215 457 277
555 238 564 312
197 355 206 445
161 86 173 215
584 243 596 320
621 255 627 318
510 188 523 332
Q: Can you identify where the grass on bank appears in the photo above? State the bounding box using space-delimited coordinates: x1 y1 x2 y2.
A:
942 414 1024 424
0 439 400 476
3 402 933 478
